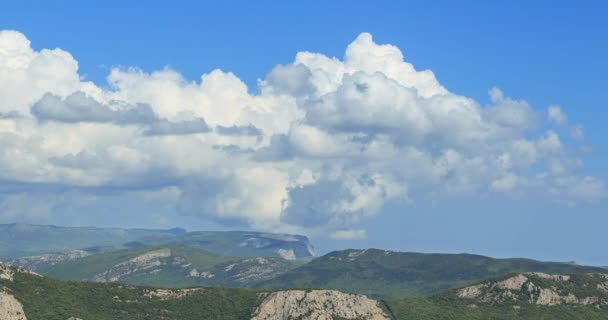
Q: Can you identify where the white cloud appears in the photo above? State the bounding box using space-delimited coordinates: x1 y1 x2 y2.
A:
566 176 606 201
547 105 568 125
571 124 584 139
329 229 368 240
32 92 156 124
491 173 519 192
0 30 603 236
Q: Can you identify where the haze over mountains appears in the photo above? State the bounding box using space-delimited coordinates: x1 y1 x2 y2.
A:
3 224 606 301
0 223 316 261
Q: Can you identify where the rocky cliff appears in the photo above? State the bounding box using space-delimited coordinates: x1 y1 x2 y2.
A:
0 291 27 320
0 263 28 320
456 272 608 306
251 290 391 320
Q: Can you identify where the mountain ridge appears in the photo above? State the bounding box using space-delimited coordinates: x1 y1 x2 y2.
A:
2 261 608 319
36 245 294 288
0 223 315 260
258 248 606 298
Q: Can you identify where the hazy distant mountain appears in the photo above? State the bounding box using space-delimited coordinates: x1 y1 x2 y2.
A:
0 223 316 260
36 246 293 288
258 249 606 298
2 261 607 320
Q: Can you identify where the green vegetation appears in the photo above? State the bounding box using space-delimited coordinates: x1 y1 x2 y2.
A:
258 249 606 298
40 245 293 288
40 246 231 282
1 263 608 320
385 298 608 320
382 272 608 320
2 269 259 320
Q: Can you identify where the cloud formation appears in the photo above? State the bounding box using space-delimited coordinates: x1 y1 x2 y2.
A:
32 92 156 124
0 30 604 237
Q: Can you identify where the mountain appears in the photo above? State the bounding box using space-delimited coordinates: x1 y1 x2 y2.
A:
0 223 315 260
9 250 91 271
2 262 608 319
258 249 607 298
0 262 390 320
0 223 177 259
386 272 608 320
34 246 293 288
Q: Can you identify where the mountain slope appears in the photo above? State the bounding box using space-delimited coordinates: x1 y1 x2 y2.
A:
2 262 608 320
387 272 608 320
258 249 606 298
0 223 178 259
0 262 390 320
0 223 315 260
37 246 293 288
1 262 259 320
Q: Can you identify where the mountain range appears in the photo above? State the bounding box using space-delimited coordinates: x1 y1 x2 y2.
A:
0 223 315 260
257 248 606 298
36 246 294 288
2 262 608 320
3 223 608 319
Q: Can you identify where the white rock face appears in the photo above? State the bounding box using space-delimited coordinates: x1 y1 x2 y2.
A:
0 263 15 281
251 290 390 320
0 262 39 281
495 274 529 290
143 288 203 301
276 249 296 261
93 248 172 282
223 257 288 284
10 250 90 271
0 290 27 320
457 272 608 306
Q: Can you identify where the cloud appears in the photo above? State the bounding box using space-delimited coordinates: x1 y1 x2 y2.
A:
0 111 23 119
548 105 568 125
571 124 584 139
216 124 262 136
144 118 211 136
262 64 315 97
566 176 606 201
31 92 156 124
330 229 367 240
0 30 604 237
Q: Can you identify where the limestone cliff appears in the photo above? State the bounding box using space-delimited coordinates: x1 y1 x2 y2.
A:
251 289 391 320
456 272 608 306
0 290 27 320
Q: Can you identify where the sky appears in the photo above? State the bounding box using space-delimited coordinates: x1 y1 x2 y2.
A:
0 1 607 265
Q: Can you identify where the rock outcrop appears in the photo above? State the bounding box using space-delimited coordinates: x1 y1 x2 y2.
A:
0 290 27 320
0 263 16 281
251 290 390 320
93 248 172 282
218 257 290 285
10 250 90 271
457 272 608 306
0 262 39 281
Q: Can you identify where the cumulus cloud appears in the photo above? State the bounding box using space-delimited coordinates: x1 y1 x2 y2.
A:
0 30 604 239
32 92 156 124
144 118 211 136
216 124 262 136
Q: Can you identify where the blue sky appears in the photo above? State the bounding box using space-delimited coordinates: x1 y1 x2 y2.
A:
1 1 607 264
